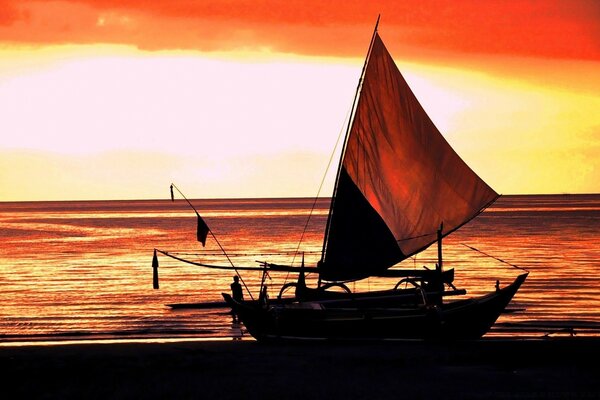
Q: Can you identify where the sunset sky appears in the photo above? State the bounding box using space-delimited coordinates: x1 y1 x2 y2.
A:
1 0 599 201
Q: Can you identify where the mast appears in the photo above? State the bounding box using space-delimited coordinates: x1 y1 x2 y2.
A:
321 15 380 262
318 20 499 281
437 222 443 273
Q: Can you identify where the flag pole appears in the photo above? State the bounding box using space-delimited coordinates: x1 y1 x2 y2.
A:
170 183 199 214
170 183 254 300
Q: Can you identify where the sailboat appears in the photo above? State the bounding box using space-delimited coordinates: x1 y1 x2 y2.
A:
157 18 527 340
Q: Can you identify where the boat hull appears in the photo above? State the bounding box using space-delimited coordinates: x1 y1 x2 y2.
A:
224 273 527 341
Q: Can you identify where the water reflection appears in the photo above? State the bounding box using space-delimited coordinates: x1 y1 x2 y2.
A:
0 195 599 340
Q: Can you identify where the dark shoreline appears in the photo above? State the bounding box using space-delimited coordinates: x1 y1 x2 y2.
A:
1 338 598 399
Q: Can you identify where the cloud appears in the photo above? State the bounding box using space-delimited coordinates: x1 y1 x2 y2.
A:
0 0 26 26
1 0 599 61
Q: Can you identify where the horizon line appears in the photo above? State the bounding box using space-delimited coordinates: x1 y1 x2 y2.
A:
1 192 599 204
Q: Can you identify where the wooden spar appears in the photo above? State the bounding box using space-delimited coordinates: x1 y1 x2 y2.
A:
375 268 454 281
167 286 469 311
437 222 443 273
167 301 229 309
156 250 317 272
321 14 381 262
155 249 455 281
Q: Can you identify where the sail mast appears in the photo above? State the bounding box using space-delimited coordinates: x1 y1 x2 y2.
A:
319 30 499 281
321 15 380 262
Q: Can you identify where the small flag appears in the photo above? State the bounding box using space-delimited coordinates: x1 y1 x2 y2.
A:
170 184 175 202
197 213 209 247
152 249 159 289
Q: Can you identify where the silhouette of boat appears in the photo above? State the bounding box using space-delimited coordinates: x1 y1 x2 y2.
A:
222 18 526 341
156 17 527 340
224 275 526 341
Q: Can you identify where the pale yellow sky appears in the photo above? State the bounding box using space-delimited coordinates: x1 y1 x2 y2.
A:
1 44 598 201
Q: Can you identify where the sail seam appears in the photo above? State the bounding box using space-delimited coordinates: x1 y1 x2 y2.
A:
396 231 437 242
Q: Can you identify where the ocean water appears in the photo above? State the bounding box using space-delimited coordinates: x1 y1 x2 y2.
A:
0 194 599 342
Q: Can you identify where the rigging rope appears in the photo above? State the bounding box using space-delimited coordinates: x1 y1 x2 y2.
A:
461 243 529 272
284 103 355 284
168 251 322 257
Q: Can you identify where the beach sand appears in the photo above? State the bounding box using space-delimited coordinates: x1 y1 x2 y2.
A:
1 338 598 399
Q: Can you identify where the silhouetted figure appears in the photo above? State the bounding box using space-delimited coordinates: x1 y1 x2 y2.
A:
230 276 243 321
231 276 243 301
495 280 500 291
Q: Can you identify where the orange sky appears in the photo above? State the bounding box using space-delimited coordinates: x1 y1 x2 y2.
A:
1 0 599 60
1 0 599 200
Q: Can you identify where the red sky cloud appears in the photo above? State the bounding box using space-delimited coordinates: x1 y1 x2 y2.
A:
0 0 598 61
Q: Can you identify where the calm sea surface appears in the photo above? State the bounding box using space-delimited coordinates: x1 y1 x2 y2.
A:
0 194 599 343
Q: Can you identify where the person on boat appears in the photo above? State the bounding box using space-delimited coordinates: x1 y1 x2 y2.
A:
231 275 243 301
230 275 243 322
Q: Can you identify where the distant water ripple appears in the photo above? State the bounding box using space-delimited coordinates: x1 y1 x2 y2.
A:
0 195 599 342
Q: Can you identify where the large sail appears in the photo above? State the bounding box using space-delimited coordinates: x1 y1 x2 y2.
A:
320 33 498 282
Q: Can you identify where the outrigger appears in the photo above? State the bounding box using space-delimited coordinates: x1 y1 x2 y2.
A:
153 17 527 341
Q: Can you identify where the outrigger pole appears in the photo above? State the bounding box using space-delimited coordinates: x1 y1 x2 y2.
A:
169 183 255 300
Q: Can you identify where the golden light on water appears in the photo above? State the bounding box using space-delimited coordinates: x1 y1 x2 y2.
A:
1 195 599 341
